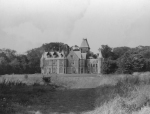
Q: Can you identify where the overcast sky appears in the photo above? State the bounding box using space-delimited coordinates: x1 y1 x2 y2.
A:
0 0 150 54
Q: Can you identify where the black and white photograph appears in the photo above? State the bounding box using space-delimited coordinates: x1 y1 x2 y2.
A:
1 0 150 114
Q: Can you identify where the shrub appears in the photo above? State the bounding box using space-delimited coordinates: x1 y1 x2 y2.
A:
42 77 51 84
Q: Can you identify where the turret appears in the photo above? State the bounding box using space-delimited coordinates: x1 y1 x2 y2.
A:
98 48 103 74
80 38 90 53
40 52 45 68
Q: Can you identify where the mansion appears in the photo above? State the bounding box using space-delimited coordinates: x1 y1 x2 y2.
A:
40 39 103 75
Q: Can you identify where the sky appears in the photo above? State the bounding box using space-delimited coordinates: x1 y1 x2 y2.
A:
0 0 150 54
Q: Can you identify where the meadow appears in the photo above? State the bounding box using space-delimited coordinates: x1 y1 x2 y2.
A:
1 72 150 114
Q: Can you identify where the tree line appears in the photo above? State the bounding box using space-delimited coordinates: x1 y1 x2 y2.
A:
1 42 150 75
101 45 150 74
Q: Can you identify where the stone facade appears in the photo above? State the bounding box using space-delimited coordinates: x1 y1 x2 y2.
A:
40 39 103 75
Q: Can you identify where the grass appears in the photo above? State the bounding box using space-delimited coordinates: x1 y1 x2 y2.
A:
1 72 150 114
83 72 150 114
0 80 58 114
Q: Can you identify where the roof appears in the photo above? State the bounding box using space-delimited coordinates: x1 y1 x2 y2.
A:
74 51 82 59
73 51 87 59
80 38 90 48
42 51 65 59
72 45 80 51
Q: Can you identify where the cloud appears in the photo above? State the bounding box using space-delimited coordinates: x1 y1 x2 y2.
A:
0 0 90 53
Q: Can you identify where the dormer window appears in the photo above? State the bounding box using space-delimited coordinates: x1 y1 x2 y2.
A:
47 52 52 58
70 55 73 59
61 53 63 57
53 52 58 58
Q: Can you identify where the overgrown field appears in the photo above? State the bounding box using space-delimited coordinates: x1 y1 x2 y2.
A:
1 72 150 114
84 72 150 114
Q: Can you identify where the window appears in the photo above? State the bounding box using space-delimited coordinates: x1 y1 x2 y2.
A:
53 68 56 73
70 55 73 59
60 60 64 65
47 52 52 58
72 60 75 65
49 68 51 74
44 68 47 74
53 60 56 65
49 60 52 65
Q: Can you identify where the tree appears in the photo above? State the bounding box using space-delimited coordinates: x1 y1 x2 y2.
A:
112 47 130 60
17 55 29 74
26 48 42 73
117 52 133 74
131 54 145 72
86 51 97 59
100 45 112 59
0 57 9 75
9 58 21 74
101 59 118 74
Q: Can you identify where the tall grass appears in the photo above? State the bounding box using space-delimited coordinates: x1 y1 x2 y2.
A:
1 72 150 114
84 72 150 114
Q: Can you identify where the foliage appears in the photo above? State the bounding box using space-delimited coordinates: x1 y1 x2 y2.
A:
101 59 118 74
101 45 150 74
100 45 113 59
86 51 97 59
117 52 133 74
112 46 131 60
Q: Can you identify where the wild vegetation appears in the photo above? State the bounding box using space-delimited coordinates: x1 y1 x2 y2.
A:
1 73 150 114
84 73 150 114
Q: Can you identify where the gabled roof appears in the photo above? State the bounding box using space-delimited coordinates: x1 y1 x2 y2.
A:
74 51 82 59
80 38 90 48
73 51 87 59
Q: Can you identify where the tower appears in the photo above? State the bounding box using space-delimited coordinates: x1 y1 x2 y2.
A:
98 48 103 74
80 38 90 53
